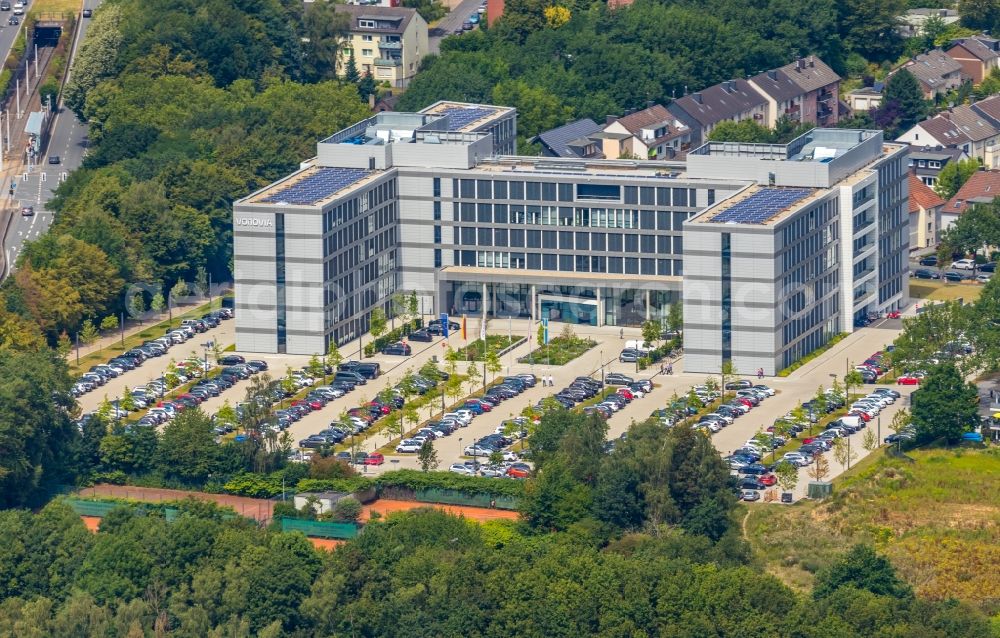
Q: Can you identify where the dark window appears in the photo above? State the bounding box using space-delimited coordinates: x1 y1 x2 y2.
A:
494 204 508 223
559 207 573 226
461 250 475 266
575 232 589 250
558 182 573 201
275 213 286 352
527 230 541 248
478 228 492 246
543 253 557 270
433 201 441 220
608 233 623 252
641 258 655 275
542 182 557 201
527 253 541 269
494 180 508 199
460 179 475 198
575 255 590 272
494 229 508 246
434 249 442 267
478 203 492 223
657 187 670 206
510 229 525 247
461 203 475 222
542 231 557 249
657 211 670 230
591 255 606 272
673 236 683 253
453 202 459 221
461 227 476 244
477 180 492 198
434 226 442 243
559 254 573 271
672 188 688 206
433 177 441 197
527 181 541 200
640 210 655 230
608 257 623 273
657 259 671 275
559 231 573 248
453 227 460 243
641 235 655 253
510 181 524 199
577 183 620 201
591 232 606 251
625 235 639 252
657 236 671 253
673 212 687 230
625 257 639 274
625 186 638 205
708 188 716 205
640 187 655 205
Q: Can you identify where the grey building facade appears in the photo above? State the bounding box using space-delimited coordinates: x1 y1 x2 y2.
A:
234 104 908 375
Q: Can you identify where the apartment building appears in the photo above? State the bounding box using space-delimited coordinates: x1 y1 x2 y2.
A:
749 56 842 128
908 173 944 248
946 37 1000 84
334 5 428 88
599 105 693 159
894 49 965 99
908 146 969 187
233 103 908 376
668 80 769 146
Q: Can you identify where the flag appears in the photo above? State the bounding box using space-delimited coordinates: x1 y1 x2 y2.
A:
480 318 486 341
461 315 467 340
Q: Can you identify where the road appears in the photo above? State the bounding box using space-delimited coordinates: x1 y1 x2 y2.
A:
429 0 482 54
4 0 98 272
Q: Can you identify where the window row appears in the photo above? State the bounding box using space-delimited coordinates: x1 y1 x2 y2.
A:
457 250 683 276
451 227 682 253
451 202 693 230
451 178 698 207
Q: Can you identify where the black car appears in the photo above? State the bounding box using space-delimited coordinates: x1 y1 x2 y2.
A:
918 255 938 266
246 360 269 372
737 477 766 491
219 354 246 366
382 341 412 356
408 329 433 342
980 262 996 273
605 373 634 386
428 318 460 331
82 8 92 17
943 271 968 282
913 268 940 280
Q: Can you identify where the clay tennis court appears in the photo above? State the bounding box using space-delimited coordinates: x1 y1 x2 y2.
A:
82 484 275 522
362 499 519 522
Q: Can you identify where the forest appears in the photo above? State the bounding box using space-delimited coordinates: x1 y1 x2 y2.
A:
0 407 994 637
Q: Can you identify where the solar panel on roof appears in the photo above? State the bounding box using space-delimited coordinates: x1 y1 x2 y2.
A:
440 106 497 130
260 167 370 205
711 188 811 224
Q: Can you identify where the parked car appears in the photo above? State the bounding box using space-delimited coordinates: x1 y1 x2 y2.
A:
604 373 634 386
741 490 761 502
918 255 938 266
913 268 940 280
897 371 924 385
950 258 977 270
408 329 433 342
395 439 422 453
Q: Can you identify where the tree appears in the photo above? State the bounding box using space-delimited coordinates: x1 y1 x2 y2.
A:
830 377 845 405
465 362 481 394
150 291 165 316
332 496 362 522
99 315 118 333
720 359 736 396
910 363 979 444
216 400 239 432
844 369 864 401
156 409 221 484
443 345 460 376
877 69 928 137
126 291 145 322
814 544 912 599
838 0 906 63
169 280 189 305
774 461 799 494
808 454 830 483
484 345 502 384
813 385 829 417
80 319 99 345
862 429 877 452
707 119 774 143
536 322 545 347
640 320 659 349
300 0 352 81
832 437 856 470
402 404 419 436
934 158 980 200
307 354 324 380
407 291 419 322
119 392 136 412
344 49 360 83
369 307 387 339
667 301 683 336
417 440 439 471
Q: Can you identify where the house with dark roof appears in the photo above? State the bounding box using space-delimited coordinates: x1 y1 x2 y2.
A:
941 169 1000 229
768 56 841 127
668 80 768 146
945 104 1000 160
334 5 428 88
893 49 965 99
896 115 973 155
908 146 969 187
946 36 1000 83
531 118 603 159
908 172 945 248
599 105 692 159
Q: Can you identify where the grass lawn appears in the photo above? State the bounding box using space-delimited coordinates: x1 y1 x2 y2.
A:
909 280 983 303
29 0 80 16
68 299 224 376
518 336 596 366
455 335 522 361
744 447 1000 611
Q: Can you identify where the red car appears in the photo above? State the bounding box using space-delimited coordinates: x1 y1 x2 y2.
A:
735 397 754 409
365 402 391 415
177 393 202 404
616 388 634 401
897 372 923 385
291 400 316 412
759 474 777 486
467 399 492 412
886 310 901 319
363 452 385 466
848 410 873 421
506 463 531 478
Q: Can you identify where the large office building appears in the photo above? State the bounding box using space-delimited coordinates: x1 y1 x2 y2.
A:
233 102 908 374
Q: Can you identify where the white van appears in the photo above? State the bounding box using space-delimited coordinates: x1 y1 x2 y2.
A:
624 340 652 353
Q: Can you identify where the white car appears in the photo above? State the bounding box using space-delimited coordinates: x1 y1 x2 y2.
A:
395 439 422 453
501 450 519 462
449 463 475 475
706 412 734 424
753 385 775 396
705 422 723 433
463 444 494 456
455 409 475 422
951 258 977 270
782 453 811 467
444 412 471 425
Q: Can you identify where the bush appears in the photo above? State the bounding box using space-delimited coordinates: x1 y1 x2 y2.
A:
332 496 362 522
296 477 373 494
375 469 525 498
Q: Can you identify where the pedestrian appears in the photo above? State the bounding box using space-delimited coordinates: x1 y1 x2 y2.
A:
620 328 624 339
490 498 496 509
660 364 665 375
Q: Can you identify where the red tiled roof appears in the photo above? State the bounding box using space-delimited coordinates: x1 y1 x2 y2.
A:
942 169 1000 215
908 173 945 214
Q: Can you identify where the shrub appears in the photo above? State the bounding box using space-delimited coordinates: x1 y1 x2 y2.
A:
363 318 423 356
374 469 525 498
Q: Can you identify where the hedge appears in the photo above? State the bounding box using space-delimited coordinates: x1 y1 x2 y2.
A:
296 477 374 494
777 332 848 377
374 469 525 498
363 318 423 356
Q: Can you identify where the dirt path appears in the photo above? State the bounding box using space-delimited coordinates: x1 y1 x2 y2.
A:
361 498 519 522
81 484 275 523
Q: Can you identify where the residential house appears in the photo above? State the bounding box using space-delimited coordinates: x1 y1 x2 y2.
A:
940 169 1000 229
668 80 768 146
600 105 693 159
847 85 883 113
946 36 1000 84
532 118 603 159
908 146 969 187
899 8 960 38
748 56 841 128
908 172 945 248
893 49 965 100
896 115 973 155
944 104 1000 163
335 5 428 88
